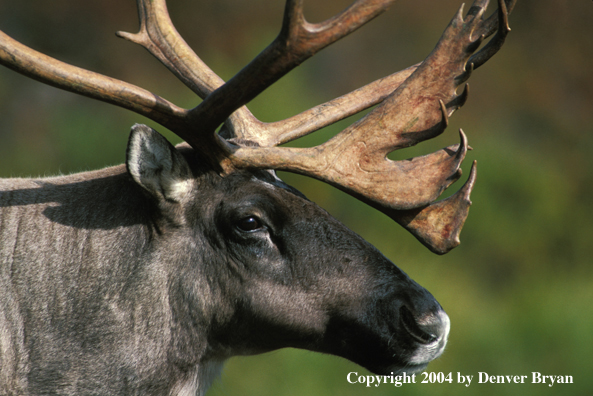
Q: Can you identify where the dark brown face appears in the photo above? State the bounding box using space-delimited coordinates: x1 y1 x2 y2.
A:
195 168 450 374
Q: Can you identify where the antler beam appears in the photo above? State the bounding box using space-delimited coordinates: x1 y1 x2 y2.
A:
0 30 189 134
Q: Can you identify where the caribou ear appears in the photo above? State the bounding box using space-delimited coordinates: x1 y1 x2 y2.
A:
126 124 193 203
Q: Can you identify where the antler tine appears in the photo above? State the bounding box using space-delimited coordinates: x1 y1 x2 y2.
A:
116 0 223 98
227 0 512 253
469 0 513 69
0 30 188 134
390 161 477 254
186 0 396 142
473 0 516 39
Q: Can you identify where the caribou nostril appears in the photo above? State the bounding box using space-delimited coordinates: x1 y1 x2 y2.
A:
399 305 439 345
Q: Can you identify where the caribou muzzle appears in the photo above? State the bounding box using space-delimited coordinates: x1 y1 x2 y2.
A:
398 304 450 372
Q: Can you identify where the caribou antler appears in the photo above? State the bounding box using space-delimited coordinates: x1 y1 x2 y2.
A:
225 0 512 252
0 0 515 254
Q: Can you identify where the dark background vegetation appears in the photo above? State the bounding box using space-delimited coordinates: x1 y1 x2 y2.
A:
1 0 591 395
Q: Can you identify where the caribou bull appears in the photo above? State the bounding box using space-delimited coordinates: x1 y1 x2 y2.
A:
0 0 514 394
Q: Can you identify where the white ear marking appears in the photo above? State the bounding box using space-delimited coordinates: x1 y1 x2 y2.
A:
126 124 193 203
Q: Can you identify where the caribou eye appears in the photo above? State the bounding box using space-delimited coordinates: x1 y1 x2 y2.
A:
236 216 263 232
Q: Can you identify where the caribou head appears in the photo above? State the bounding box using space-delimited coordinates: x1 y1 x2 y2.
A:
0 0 514 393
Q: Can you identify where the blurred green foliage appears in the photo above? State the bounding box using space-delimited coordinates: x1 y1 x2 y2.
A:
1 0 592 395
